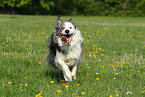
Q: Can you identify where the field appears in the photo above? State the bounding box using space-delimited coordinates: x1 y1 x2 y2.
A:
0 15 145 97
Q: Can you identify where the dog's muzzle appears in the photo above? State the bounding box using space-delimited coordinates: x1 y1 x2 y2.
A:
61 33 73 45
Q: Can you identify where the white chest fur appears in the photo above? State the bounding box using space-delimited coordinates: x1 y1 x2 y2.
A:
56 43 81 66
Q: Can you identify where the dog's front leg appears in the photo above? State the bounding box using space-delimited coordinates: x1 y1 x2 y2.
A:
57 59 72 81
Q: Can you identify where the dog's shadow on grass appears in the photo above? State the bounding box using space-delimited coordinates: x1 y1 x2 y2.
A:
45 68 64 83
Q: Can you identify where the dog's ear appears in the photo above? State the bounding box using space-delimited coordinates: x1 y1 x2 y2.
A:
56 15 64 27
55 16 64 36
57 15 62 25
74 24 76 29
68 18 73 23
68 18 76 29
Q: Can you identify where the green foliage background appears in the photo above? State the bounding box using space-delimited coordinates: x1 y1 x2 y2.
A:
0 0 145 16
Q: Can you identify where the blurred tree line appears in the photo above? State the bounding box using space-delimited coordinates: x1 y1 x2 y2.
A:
0 0 145 16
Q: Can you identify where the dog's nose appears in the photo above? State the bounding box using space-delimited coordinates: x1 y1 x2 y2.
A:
65 30 69 34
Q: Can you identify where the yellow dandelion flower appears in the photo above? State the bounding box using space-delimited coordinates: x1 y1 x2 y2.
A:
37 74 40 76
109 95 112 97
8 82 11 85
121 33 123 36
96 73 99 75
116 94 119 96
141 90 145 93
115 73 119 75
87 67 90 69
65 85 69 88
101 54 104 56
98 47 101 50
8 69 11 71
63 83 66 86
121 64 123 67
39 62 41 64
81 92 85 95
45 37 48 39
127 75 129 77
73 78 77 80
25 84 27 86
40 90 42 92
76 84 80 86
72 93 75 96
7 45 8 46
50 81 54 83
128 85 131 86
3 42 5 44
113 51 116 53
35 93 41 97
21 89 23 92
96 78 99 80
113 69 116 71
57 90 62 93
47 85 50 87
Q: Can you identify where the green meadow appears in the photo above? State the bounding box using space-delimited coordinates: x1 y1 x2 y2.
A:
0 15 145 97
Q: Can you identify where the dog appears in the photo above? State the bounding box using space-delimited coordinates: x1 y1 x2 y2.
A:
46 16 83 81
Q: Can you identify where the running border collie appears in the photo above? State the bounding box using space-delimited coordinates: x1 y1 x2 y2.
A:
46 16 83 81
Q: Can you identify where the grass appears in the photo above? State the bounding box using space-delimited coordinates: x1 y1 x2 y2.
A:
0 15 145 97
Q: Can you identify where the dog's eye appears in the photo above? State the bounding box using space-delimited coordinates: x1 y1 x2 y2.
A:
69 27 72 29
60 27 65 31
61 27 65 29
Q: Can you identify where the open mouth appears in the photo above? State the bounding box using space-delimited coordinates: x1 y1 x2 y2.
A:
61 34 73 45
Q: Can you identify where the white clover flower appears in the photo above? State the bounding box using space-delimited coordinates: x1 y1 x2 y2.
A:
127 91 132 94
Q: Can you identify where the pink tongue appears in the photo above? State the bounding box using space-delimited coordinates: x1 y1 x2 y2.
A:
61 36 71 45
61 36 67 41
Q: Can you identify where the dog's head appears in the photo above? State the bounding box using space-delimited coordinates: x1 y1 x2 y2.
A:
55 16 76 45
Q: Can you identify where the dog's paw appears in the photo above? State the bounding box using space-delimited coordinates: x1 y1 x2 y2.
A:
64 75 72 82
